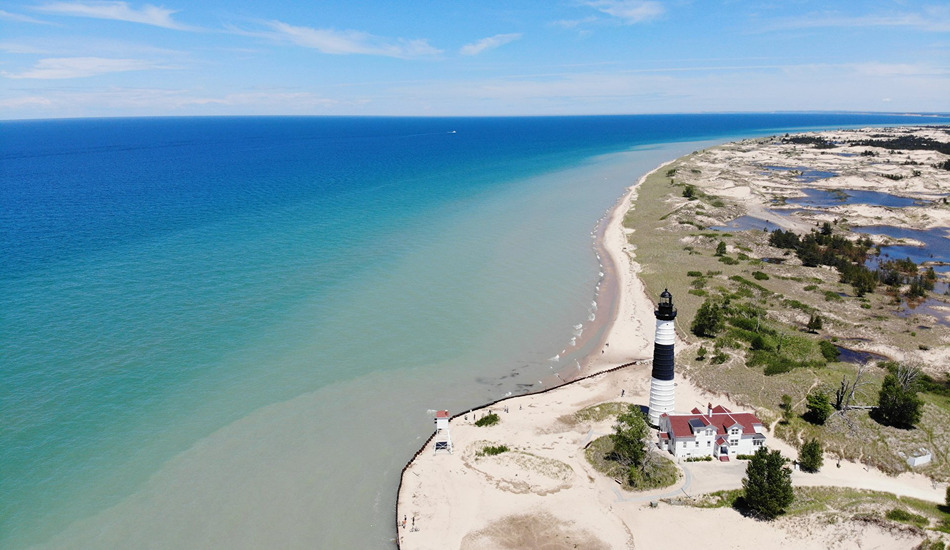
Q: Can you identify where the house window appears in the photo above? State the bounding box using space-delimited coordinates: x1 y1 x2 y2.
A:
729 439 738 446
753 440 763 446
707 441 711 446
695 441 699 447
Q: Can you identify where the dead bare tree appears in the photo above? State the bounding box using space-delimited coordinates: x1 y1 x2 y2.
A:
828 363 877 435
833 363 872 412
896 363 921 390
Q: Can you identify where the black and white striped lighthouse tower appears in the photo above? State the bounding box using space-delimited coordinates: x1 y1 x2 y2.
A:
648 289 677 426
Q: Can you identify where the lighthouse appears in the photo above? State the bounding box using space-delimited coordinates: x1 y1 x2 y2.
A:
648 289 677 426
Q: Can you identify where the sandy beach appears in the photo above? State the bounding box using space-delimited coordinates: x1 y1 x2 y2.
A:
396 135 950 549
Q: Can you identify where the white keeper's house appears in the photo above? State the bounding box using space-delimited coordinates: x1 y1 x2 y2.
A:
657 404 767 461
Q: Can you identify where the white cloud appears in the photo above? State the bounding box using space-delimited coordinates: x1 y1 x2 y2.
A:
0 95 56 108
0 87 350 118
460 33 522 56
0 38 187 56
551 16 598 29
3 57 160 79
34 1 193 30
850 62 947 77
770 7 950 33
584 0 664 24
250 21 441 59
0 9 54 24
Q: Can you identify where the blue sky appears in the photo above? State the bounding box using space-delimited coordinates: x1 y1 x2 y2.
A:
1 1 948 119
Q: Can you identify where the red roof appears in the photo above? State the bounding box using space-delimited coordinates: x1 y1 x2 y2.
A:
436 410 450 418
663 405 763 439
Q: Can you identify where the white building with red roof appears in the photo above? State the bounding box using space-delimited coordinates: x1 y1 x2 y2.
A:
657 404 766 461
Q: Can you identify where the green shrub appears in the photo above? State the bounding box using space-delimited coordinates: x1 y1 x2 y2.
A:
874 373 923 429
480 445 509 456
752 271 769 281
824 291 843 302
798 438 823 472
691 299 725 337
750 334 774 352
719 256 739 265
819 340 840 362
804 391 833 425
475 413 500 427
885 508 928 526
687 270 703 277
764 362 794 376
730 275 770 294
804 284 818 291
782 299 814 313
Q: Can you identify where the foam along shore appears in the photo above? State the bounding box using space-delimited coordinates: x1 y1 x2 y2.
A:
395 158 948 549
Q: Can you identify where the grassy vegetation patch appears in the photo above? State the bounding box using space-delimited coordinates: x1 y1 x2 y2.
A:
475 413 500 427
886 507 930 526
783 298 815 313
729 275 771 294
584 435 680 491
479 445 510 457
573 402 629 424
680 486 950 530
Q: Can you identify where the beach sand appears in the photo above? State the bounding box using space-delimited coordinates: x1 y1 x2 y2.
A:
396 157 949 549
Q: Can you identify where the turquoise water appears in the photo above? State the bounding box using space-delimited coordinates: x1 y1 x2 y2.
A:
2 114 946 548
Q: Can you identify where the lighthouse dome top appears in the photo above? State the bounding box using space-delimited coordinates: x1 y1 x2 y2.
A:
655 288 677 320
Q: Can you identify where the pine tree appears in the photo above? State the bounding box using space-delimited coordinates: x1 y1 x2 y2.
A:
715 241 727 256
691 299 724 337
875 373 923 429
798 438 823 473
804 391 833 425
742 447 794 520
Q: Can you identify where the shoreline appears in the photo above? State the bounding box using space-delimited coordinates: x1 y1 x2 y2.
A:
393 160 670 547
560 160 674 383
394 133 950 549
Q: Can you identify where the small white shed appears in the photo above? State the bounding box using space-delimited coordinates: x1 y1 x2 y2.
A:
907 448 932 467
